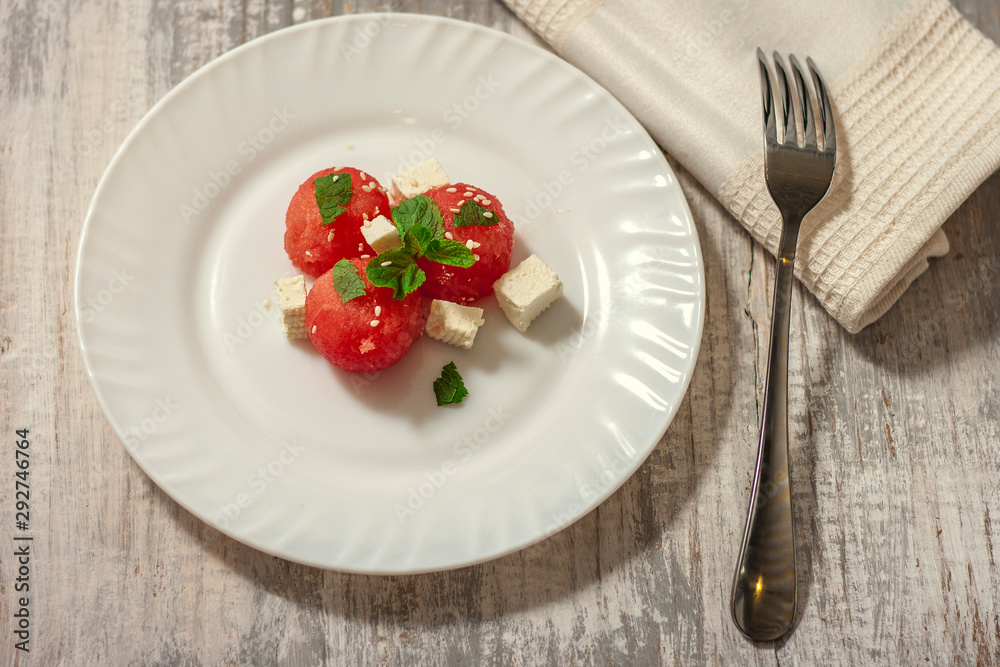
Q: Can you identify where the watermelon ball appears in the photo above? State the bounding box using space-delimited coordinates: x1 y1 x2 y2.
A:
284 166 390 277
417 183 514 304
306 258 424 373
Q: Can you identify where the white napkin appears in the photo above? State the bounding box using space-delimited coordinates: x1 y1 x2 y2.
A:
502 0 1000 332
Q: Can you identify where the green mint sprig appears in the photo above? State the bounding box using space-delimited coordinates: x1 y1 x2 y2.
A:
433 362 468 406
391 195 444 240
364 249 425 300
314 171 352 226
366 195 476 300
332 258 366 303
454 199 499 227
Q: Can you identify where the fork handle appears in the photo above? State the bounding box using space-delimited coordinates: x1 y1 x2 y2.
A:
730 221 799 641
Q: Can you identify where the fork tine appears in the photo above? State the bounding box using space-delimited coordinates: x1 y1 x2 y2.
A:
788 55 815 149
757 48 777 146
806 56 836 154
771 52 797 147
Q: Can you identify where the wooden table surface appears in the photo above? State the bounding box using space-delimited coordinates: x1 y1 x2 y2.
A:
3 0 1000 664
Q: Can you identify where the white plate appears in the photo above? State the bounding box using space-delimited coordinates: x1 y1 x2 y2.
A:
75 14 704 573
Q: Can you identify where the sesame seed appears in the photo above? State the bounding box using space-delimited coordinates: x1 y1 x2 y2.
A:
370 319 379 327
471 241 481 248
450 208 460 213
467 186 477 191
332 175 339 182
263 299 271 308
369 181 377 189
358 243 363 251
363 213 369 221
328 231 335 241
375 305 382 316
483 212 493 219
374 206 380 215
305 250 312 256
311 325 317 334
362 185 371 193
466 239 475 249
345 142 354 149
464 191 474 197
445 232 453 240
473 254 480 261
361 254 370 259
380 260 392 267
482 199 491 205
446 187 457 193
360 171 367 180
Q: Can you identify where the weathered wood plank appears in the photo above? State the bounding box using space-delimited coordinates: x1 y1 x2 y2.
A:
1 0 999 664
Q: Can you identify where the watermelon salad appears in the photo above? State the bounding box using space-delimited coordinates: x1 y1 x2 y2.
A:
275 158 562 405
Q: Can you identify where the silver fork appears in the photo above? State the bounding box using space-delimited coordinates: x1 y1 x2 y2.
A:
730 49 836 641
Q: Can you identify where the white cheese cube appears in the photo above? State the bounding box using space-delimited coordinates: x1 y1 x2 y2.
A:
274 275 308 340
361 215 402 254
493 255 563 333
425 300 485 350
389 158 450 203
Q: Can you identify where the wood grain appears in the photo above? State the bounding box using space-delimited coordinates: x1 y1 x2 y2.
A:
1 0 999 664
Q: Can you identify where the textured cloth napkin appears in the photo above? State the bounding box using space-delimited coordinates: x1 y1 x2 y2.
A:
502 0 1000 332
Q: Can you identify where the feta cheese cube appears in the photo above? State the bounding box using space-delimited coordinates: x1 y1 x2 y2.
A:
425 300 486 350
361 215 402 254
493 255 563 333
274 275 308 340
389 158 450 203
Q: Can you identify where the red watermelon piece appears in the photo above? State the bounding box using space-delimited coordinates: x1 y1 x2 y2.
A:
416 183 514 304
306 258 424 373
285 167 390 277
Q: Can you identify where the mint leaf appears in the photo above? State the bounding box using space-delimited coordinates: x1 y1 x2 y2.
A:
400 263 425 295
366 250 425 300
392 195 444 240
314 172 353 225
433 362 468 406
425 239 476 268
332 258 366 304
381 197 479 292
454 199 498 227
366 249 412 282
403 223 435 257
